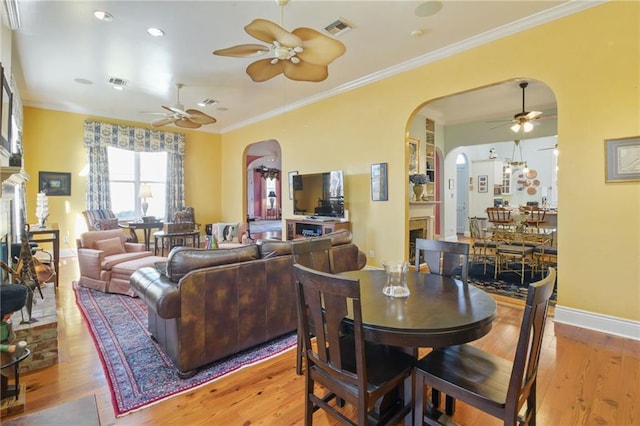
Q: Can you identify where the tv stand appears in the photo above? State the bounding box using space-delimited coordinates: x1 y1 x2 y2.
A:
286 218 351 240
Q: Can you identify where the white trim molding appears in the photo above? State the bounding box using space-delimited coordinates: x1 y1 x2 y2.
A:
554 305 640 341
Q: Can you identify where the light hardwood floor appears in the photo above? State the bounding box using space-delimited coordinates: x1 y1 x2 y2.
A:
3 256 639 425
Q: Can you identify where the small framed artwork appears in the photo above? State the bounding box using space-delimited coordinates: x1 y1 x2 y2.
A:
478 175 488 193
605 136 640 182
408 137 420 175
288 170 298 199
371 162 388 201
39 171 71 196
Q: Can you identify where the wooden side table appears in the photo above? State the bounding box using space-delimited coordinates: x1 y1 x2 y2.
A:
153 231 200 256
119 221 163 251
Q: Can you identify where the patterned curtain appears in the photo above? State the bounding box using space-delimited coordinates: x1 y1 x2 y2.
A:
83 121 185 219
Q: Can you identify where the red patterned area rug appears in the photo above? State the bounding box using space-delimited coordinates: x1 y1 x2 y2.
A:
73 282 297 417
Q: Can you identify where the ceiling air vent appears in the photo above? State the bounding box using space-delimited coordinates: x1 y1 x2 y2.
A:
107 76 128 87
198 98 218 107
324 18 354 37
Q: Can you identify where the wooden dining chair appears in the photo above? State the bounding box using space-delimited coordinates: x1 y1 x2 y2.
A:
292 238 334 375
293 263 414 425
414 267 557 426
524 206 547 229
414 238 470 285
486 207 513 229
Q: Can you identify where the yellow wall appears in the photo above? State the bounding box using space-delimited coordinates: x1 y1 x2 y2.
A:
219 2 639 321
21 3 639 322
22 108 222 247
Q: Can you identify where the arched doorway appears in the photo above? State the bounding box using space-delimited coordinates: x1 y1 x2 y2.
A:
245 139 283 239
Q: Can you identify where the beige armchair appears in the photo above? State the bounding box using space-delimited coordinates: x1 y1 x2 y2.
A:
77 229 152 294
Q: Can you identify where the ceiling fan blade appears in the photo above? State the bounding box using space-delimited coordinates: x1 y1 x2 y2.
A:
245 19 301 47
185 109 217 125
246 58 286 82
526 110 543 120
162 105 190 116
213 44 270 58
152 116 177 127
293 27 346 65
174 118 201 129
283 61 329 82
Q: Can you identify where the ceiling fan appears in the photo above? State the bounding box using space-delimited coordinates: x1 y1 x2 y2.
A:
150 84 216 129
491 81 554 133
212 0 346 82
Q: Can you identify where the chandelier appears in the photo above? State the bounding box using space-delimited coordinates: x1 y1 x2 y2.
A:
505 140 529 174
255 165 280 180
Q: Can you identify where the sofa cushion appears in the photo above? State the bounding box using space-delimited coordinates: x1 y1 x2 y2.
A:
95 236 125 256
94 218 119 230
321 229 353 246
101 251 153 270
166 245 260 282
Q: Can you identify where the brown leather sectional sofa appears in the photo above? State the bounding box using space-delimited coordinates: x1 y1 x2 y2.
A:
130 229 366 377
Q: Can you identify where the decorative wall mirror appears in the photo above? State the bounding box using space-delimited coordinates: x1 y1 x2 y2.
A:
0 63 13 153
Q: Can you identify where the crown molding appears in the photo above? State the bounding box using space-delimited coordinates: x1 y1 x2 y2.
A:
221 0 607 133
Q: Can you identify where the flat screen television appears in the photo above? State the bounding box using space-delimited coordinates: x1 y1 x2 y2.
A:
293 171 345 219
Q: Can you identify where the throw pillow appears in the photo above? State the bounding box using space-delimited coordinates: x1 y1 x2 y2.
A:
94 237 125 256
216 223 239 243
94 218 119 230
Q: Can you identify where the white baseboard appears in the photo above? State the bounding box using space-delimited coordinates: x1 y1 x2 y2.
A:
554 305 640 341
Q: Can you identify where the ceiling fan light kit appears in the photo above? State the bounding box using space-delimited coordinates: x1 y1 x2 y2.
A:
213 0 346 82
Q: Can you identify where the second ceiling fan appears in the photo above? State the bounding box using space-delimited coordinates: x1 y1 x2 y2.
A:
151 84 216 129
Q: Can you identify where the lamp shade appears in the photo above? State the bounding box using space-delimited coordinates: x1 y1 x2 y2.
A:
139 184 153 199
268 191 277 198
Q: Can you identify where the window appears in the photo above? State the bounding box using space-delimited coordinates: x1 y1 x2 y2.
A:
107 147 167 220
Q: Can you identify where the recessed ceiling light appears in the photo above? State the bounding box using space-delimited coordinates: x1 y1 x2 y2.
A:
112 86 124 91
94 10 113 22
74 78 93 85
147 27 165 37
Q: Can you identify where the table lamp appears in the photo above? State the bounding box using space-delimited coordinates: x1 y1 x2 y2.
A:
139 184 153 217
268 191 277 210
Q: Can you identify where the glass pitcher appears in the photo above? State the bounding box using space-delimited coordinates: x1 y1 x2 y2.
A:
382 260 410 298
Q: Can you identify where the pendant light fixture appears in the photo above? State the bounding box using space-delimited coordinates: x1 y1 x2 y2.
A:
505 140 529 175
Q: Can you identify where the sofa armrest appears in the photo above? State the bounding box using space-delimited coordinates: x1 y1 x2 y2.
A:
77 248 105 279
130 267 181 319
125 242 147 252
357 250 367 270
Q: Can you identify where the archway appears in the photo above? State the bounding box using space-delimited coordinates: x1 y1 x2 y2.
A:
407 78 558 241
245 139 283 238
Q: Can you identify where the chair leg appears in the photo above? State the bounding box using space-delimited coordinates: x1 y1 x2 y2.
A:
414 374 425 426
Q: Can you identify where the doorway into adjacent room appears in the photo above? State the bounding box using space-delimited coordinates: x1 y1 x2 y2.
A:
245 139 283 239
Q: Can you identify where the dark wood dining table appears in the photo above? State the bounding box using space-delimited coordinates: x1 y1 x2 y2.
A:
339 268 497 424
340 269 497 348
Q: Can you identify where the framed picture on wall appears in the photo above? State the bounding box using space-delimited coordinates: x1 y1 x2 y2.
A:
39 171 71 196
371 163 388 201
605 136 640 182
478 175 488 193
408 137 419 175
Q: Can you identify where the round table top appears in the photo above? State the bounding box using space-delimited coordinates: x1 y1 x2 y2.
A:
340 269 497 348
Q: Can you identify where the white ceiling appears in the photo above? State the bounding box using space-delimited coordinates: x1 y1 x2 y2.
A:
7 1 597 133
